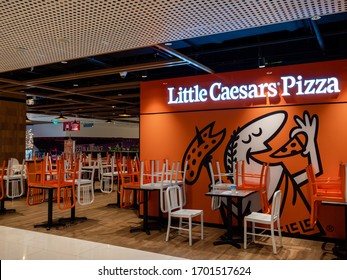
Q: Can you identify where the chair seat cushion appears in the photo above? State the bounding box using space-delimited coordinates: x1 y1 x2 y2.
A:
245 212 272 223
171 209 203 218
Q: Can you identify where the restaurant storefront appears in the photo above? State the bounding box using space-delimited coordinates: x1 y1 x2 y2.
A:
140 59 347 240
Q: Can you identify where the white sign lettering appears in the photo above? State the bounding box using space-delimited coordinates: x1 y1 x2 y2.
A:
167 75 340 104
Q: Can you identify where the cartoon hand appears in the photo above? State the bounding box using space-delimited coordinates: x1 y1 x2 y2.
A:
290 112 318 156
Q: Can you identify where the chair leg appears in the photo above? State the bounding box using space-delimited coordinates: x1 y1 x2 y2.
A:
200 212 204 240
179 217 182 235
166 216 171 242
277 219 283 247
244 219 247 249
271 223 277 254
251 222 255 242
189 217 192 246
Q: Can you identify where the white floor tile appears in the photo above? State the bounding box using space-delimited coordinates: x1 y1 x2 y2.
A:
0 226 184 260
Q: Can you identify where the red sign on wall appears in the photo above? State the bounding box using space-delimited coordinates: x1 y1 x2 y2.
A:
63 121 80 131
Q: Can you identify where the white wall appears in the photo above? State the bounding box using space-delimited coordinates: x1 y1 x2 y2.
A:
28 121 139 138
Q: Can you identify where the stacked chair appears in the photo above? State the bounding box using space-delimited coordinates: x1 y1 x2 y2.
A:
3 158 25 199
305 163 346 228
235 160 270 213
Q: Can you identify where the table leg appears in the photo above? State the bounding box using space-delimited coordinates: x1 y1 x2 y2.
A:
59 187 87 224
213 197 241 249
34 188 65 230
332 204 347 259
130 189 150 234
129 189 162 235
0 199 16 214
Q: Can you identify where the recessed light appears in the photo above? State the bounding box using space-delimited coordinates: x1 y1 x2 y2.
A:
61 61 68 64
57 37 70 43
15 47 28 53
73 84 78 87
311 15 321 21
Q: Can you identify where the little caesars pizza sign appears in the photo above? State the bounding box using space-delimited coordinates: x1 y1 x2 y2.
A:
167 75 341 104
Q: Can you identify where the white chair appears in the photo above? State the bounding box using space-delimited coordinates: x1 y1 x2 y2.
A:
171 161 188 207
76 160 96 206
3 158 25 199
244 190 283 254
208 161 234 210
140 160 168 213
99 156 118 193
165 184 203 246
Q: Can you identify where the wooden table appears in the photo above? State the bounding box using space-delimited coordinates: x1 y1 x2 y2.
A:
205 189 256 249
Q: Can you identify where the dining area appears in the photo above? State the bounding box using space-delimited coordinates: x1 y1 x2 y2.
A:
0 151 346 260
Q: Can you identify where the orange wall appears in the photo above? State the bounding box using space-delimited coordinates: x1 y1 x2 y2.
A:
140 59 347 239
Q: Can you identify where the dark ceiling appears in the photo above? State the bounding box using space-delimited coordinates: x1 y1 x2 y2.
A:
0 1 346 124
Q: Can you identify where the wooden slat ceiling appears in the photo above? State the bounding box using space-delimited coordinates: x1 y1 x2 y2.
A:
0 0 346 123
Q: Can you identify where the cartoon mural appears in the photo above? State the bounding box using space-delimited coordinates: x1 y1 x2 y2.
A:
181 110 334 236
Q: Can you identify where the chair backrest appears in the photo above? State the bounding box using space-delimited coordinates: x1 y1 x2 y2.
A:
259 163 270 213
7 158 17 176
209 161 217 186
166 185 183 214
306 164 315 194
271 190 282 222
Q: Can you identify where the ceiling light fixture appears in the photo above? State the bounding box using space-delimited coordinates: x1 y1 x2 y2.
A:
57 37 70 43
26 115 32 123
258 56 266 68
118 110 131 117
105 119 113 124
15 47 28 53
55 113 67 121
141 71 148 78
311 15 321 21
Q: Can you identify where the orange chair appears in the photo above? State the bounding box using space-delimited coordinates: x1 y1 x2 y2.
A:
306 163 346 228
53 159 77 210
117 158 140 208
236 161 270 213
26 159 46 206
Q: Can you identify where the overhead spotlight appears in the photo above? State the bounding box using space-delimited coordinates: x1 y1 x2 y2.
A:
26 115 32 123
105 119 113 124
119 71 127 78
258 56 266 68
118 110 131 117
55 113 67 121
141 71 148 78
311 15 321 21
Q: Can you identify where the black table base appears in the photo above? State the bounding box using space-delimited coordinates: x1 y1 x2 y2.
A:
0 200 16 214
130 222 162 235
34 220 66 230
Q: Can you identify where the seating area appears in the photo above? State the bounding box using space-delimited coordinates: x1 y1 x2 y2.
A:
0 191 335 260
0 154 346 259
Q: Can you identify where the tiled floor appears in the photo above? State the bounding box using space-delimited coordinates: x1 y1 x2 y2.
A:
0 226 184 260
